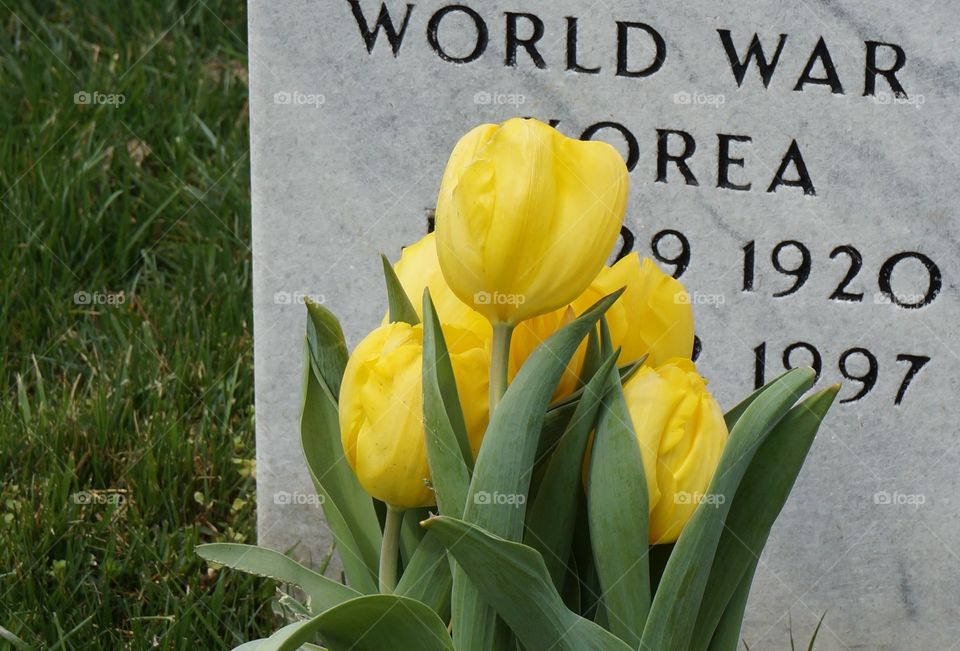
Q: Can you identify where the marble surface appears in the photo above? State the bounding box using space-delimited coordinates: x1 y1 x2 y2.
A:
248 1 960 647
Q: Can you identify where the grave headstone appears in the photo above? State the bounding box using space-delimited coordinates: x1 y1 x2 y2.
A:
248 2 960 647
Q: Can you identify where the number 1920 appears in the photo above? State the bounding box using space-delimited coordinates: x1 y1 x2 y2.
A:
741 240 942 308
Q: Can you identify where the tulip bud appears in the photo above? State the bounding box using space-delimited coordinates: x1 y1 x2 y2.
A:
339 322 489 509
389 232 490 336
622 359 728 544
435 118 629 325
509 253 695 399
571 254 694 368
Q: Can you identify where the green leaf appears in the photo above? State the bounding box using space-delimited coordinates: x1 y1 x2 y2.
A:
395 531 452 619
587 364 650 646
598 316 614 356
381 253 419 325
421 290 472 516
691 385 840 651
706 561 756 651
577 327 603 390
537 360 645 479
426 516 632 651
722 370 796 431
399 507 429 567
196 543 360 613
255 594 452 651
640 367 816 651
300 342 380 594
571 492 602 620
451 290 623 651
525 351 617 588
304 298 349 400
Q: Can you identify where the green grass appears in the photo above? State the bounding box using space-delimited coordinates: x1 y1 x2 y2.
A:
0 1 276 648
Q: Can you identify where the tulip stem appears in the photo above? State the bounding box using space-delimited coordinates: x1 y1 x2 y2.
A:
489 324 514 415
379 505 403 594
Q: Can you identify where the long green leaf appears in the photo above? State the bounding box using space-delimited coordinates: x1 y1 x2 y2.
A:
587 364 650 646
196 543 360 613
395 531 452 619
426 516 632 651
300 338 380 594
722 370 801 431
525 352 618 589
399 507 429 567
640 367 816 651
381 254 420 325
578 326 603 390
256 594 452 651
537 361 643 469
706 561 756 651
572 491 602 621
421 290 472 516
452 290 623 651
230 626 328 650
691 385 840 651
304 298 349 400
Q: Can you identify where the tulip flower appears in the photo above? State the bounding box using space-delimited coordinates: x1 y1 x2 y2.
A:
339 321 489 509
509 253 695 398
390 232 695 402
434 118 629 327
621 358 728 544
389 232 490 336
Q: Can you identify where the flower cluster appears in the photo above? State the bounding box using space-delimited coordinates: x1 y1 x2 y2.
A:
202 117 836 651
339 117 727 543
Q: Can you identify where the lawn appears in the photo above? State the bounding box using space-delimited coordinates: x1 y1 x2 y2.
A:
0 1 276 648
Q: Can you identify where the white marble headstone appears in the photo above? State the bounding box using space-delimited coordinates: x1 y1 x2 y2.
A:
249 1 960 647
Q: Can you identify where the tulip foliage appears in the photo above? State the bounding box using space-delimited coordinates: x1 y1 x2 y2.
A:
197 118 838 650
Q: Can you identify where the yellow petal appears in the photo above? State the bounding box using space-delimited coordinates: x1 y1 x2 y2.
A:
436 118 628 325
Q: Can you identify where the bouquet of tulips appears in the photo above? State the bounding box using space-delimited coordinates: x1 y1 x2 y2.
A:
199 118 837 650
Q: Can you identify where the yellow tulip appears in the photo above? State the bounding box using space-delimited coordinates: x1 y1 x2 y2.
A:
434 118 629 325
570 253 694 368
508 305 583 399
339 322 489 508
389 232 490 336
509 253 695 398
391 232 694 401
621 359 728 544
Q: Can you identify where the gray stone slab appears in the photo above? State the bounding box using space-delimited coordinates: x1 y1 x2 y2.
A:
249 1 960 647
